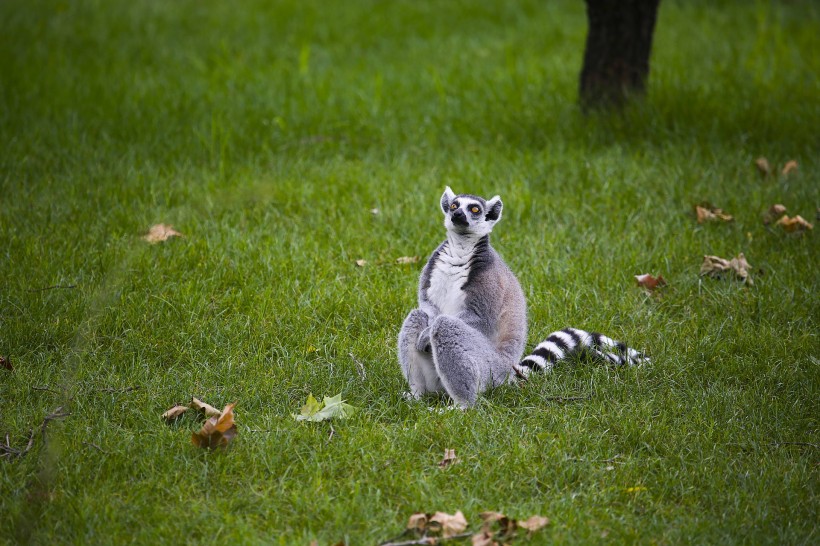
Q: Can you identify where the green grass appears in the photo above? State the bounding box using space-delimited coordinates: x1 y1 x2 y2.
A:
1 0 818 544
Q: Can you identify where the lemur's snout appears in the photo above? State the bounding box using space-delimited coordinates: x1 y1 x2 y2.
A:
451 208 468 226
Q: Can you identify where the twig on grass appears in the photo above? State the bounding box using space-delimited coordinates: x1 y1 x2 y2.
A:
32 385 62 395
84 442 109 454
26 284 78 292
543 395 592 403
380 532 473 546
40 406 71 444
328 424 335 443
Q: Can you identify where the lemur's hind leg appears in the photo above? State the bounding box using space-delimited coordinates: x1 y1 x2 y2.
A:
398 309 442 398
429 315 506 408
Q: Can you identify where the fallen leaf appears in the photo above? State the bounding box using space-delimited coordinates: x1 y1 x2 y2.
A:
781 160 798 176
479 512 507 524
700 253 753 284
625 486 647 493
407 513 428 532
695 205 733 224
438 448 458 468
0 356 11 371
754 157 771 176
776 215 813 234
634 273 667 292
161 405 190 421
355 259 367 267
294 393 356 422
396 256 420 265
518 515 550 532
190 397 222 417
370 208 380 215
471 531 498 546
142 224 183 244
430 511 468 538
191 403 237 450
763 204 787 225
296 393 323 419
479 512 516 538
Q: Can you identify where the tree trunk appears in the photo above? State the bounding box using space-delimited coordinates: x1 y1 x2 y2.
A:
579 0 661 111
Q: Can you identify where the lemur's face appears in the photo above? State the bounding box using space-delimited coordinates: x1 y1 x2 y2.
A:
440 186 503 237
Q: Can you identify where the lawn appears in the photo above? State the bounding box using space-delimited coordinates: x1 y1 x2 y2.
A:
1 0 818 544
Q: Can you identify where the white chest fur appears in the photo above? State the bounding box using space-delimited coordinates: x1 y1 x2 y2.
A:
426 240 476 316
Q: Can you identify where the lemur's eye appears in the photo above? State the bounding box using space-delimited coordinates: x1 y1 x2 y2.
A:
450 203 457 210
470 206 480 214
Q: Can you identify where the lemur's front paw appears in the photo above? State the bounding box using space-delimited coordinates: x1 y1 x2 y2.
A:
416 327 432 353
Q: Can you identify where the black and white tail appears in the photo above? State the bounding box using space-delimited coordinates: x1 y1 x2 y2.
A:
514 327 648 378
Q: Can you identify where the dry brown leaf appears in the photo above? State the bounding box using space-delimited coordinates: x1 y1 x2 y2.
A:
781 160 798 176
695 205 733 224
355 259 367 267
776 215 814 233
161 405 190 421
700 253 753 284
438 448 458 468
430 511 468 538
479 512 516 538
479 512 507 524
763 204 787 225
190 397 222 417
407 513 428 532
635 274 667 292
754 157 771 176
396 256 420 265
191 403 237 450
0 356 11 371
518 515 550 532
472 531 498 546
142 224 183 244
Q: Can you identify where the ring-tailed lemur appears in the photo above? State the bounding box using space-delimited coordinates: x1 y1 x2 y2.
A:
398 187 648 408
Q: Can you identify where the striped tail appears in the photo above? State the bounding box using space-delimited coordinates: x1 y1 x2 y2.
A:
514 327 649 378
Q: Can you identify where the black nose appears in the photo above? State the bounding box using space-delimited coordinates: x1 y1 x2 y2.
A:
451 209 468 226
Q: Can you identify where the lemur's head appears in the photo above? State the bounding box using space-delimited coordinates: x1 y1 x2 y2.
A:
440 186 503 237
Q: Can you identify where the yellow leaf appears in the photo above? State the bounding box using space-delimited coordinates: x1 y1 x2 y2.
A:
626 486 647 493
142 224 183 244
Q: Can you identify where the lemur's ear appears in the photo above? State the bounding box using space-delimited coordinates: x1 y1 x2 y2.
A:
440 186 456 214
485 195 503 221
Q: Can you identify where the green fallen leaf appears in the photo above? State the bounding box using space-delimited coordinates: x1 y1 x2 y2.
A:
294 393 356 422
